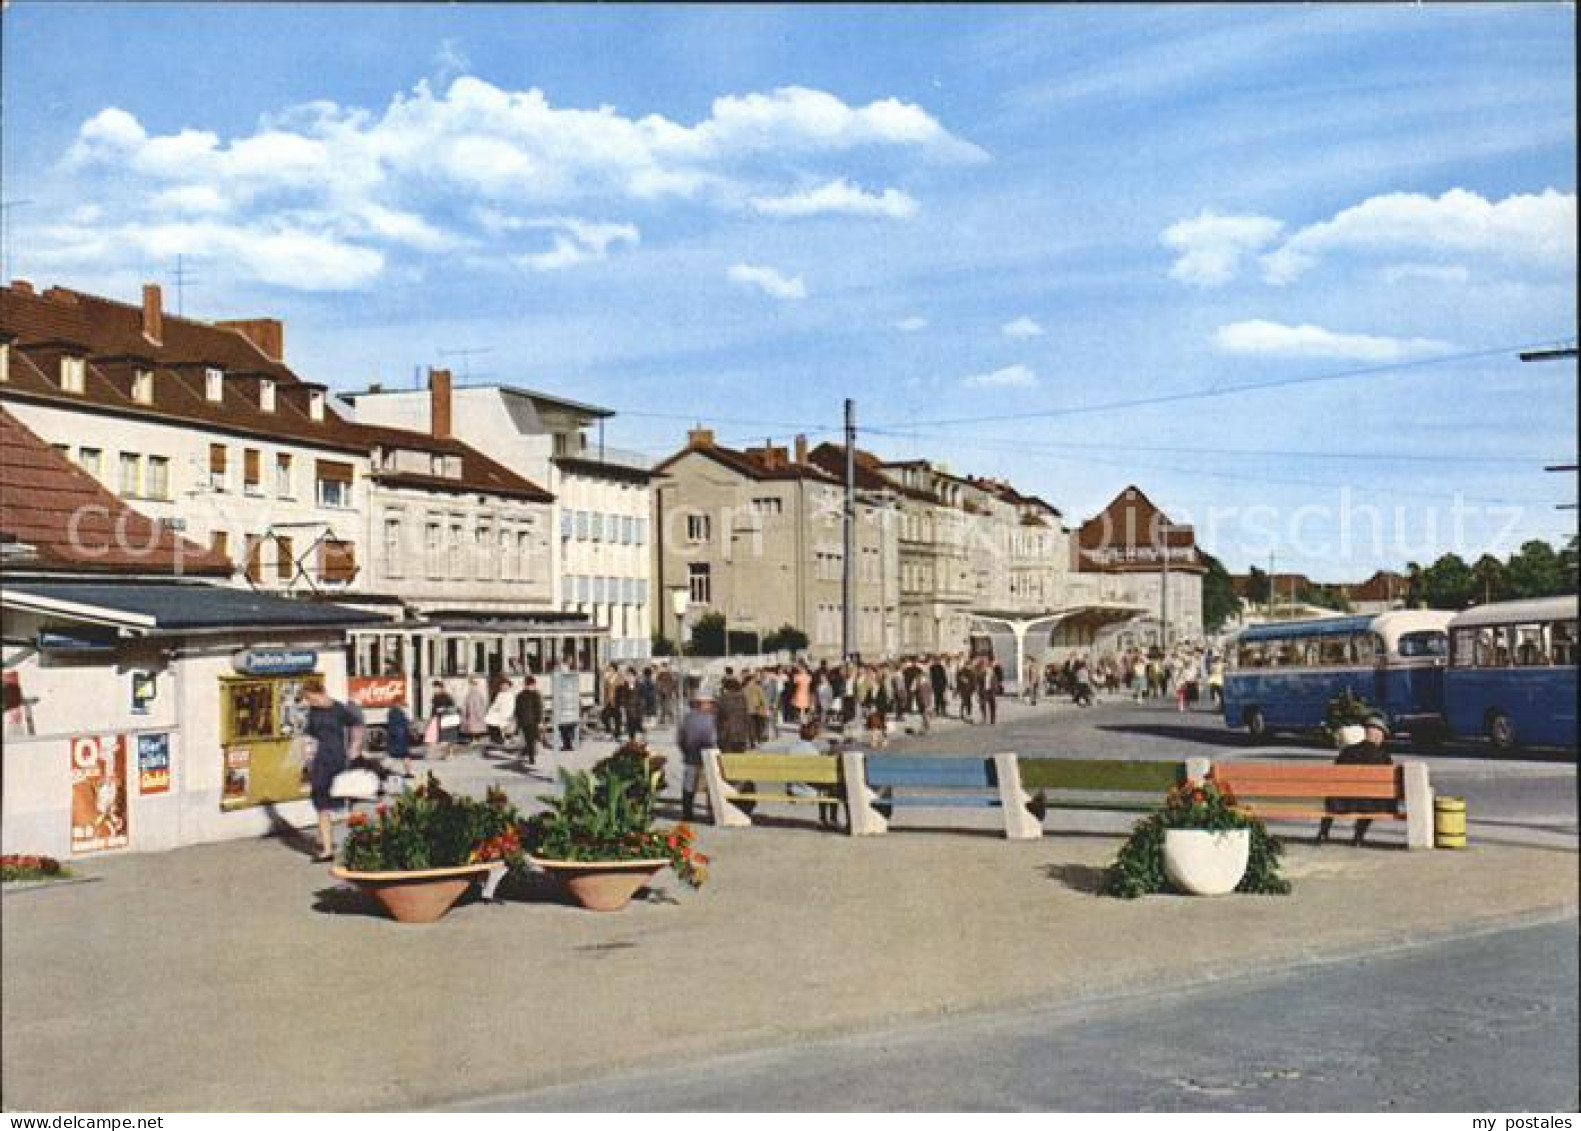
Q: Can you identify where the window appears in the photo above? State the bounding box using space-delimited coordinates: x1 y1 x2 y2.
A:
576 575 590 603
575 511 589 540
752 496 784 516
634 517 646 545
518 532 533 580
60 356 86 394
209 444 228 491
686 513 711 543
319 539 357 584
425 521 443 578
203 367 223 402
561 510 574 539
275 453 294 497
145 456 170 500
384 518 403 578
449 522 465 579
1396 631 1447 660
77 447 102 479
1551 620 1578 666
308 390 325 422
260 379 276 413
132 369 153 404
315 460 353 508
243 448 262 494
1512 623 1549 667
687 561 711 604
118 453 141 496
276 536 295 584
476 523 493 579
499 529 515 581
0 342 8 383
561 575 575 604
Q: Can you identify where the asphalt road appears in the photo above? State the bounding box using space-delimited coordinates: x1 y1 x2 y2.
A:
886 696 1579 850
473 915 1579 1112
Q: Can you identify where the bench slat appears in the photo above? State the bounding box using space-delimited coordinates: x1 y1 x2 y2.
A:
865 756 996 789
880 795 1002 809
1238 806 1406 822
1020 758 1185 793
719 754 841 785
1218 781 1401 800
732 793 843 806
1213 764 1399 784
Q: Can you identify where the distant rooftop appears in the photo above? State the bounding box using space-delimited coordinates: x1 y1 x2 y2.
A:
342 381 615 420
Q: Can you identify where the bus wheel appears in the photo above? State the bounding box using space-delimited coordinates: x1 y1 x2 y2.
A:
1487 712 1517 752
1244 708 1267 742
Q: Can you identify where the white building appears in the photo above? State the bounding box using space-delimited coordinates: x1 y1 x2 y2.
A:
344 378 655 662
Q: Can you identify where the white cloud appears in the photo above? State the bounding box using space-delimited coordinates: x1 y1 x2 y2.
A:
1380 262 1471 285
728 262 807 300
751 178 919 219
962 363 1038 388
894 316 929 332
508 217 640 271
1002 316 1044 339
54 78 978 289
1161 210 1284 287
1261 188 1575 284
1212 320 1453 362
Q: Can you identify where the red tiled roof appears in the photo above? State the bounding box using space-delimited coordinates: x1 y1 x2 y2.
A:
1076 485 1203 574
1 282 553 504
0 406 232 577
653 439 841 483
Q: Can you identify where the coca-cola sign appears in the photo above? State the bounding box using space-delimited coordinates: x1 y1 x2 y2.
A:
348 677 408 709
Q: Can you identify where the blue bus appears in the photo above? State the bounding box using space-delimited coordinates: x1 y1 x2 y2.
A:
1446 595 1578 752
1223 611 1453 744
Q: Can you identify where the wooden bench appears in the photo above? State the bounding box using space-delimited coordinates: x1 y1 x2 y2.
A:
1018 758 1203 827
847 753 1041 840
1209 760 1434 849
702 750 845 829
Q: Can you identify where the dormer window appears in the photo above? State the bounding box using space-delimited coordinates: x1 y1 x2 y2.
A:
260 379 276 413
60 356 86 394
205 367 223 403
132 369 154 405
309 390 325 422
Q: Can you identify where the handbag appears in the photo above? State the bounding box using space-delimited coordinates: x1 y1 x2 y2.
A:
329 767 381 801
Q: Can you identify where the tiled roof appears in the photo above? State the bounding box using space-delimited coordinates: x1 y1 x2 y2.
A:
805 442 899 492
0 406 232 577
1076 485 1203 574
1 282 553 504
653 439 841 483
3 579 390 630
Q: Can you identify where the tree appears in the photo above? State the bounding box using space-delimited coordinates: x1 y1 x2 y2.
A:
1471 554 1506 606
1404 561 1425 608
650 633 678 657
762 624 810 654
1503 539 1565 599
1561 535 1579 594
1421 553 1475 609
688 612 726 657
1200 553 1242 632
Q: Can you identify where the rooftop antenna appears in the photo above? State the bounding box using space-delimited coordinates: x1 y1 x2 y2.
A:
0 198 32 282
171 255 200 317
437 346 493 383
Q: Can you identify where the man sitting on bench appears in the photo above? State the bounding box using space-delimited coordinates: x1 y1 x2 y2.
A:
1319 711 1397 847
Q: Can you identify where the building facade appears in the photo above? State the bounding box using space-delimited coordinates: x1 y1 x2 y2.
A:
1076 485 1205 647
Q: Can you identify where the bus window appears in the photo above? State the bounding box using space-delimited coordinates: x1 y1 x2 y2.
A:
1236 640 1263 668
1354 633 1381 666
1318 637 1350 666
1552 621 1578 666
1512 624 1548 667
1396 631 1447 660
1470 627 1505 668
443 638 462 677
1278 640 1307 668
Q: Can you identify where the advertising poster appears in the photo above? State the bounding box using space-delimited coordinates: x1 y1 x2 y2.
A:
222 745 251 803
70 735 129 854
348 676 408 709
137 733 171 795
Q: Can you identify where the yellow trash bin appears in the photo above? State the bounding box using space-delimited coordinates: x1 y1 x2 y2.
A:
1434 795 1467 849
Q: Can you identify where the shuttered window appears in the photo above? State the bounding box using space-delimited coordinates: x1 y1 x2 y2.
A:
209 444 228 490
276 536 294 582
243 448 261 491
315 460 353 508
320 539 357 583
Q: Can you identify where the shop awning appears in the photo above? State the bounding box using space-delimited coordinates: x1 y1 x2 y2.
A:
1 580 391 634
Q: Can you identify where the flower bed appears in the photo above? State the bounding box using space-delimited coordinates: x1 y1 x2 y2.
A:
2 854 73 884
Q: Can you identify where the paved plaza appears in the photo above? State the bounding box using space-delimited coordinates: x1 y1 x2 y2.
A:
3 696 1576 1111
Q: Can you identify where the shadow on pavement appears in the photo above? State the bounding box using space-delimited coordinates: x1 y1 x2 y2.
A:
262 802 320 859
1044 862 1109 894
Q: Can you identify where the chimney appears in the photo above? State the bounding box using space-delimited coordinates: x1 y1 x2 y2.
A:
216 317 283 361
429 367 453 439
142 284 163 346
794 433 808 464
10 279 33 295
687 426 715 448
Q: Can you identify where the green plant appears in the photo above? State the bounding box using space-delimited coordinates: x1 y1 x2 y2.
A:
525 741 708 887
1321 688 1374 745
1 854 71 883
650 633 679 657
763 624 810 653
340 775 521 872
1102 780 1290 898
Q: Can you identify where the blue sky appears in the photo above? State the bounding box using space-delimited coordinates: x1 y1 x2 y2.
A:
4 3 1576 578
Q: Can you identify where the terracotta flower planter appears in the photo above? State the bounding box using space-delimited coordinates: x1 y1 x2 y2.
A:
530 856 667 912
1162 829 1250 896
331 862 498 923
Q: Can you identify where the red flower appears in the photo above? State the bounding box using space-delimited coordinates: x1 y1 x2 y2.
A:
347 812 368 828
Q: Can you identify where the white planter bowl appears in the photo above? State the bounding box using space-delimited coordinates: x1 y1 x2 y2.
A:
1163 828 1251 896
1334 724 1366 748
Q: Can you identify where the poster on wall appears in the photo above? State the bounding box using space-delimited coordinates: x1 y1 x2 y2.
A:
222 746 251 803
4 670 34 737
137 733 171 795
70 735 129 854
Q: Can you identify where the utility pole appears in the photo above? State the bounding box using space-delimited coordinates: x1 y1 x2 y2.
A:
842 398 856 661
1268 550 1276 618
1160 523 1170 649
